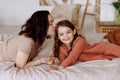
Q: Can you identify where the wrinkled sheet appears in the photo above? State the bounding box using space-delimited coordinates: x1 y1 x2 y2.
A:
0 34 120 80
0 58 120 80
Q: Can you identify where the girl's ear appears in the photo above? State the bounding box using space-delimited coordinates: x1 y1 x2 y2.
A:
73 29 76 35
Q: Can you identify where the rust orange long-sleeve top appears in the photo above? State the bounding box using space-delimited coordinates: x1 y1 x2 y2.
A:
59 36 120 68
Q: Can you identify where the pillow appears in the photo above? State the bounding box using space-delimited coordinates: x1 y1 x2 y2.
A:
51 4 81 32
40 0 72 6
82 33 108 44
34 36 54 60
104 30 120 45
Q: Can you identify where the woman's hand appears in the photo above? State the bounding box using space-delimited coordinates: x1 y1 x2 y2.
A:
24 56 54 69
46 65 58 71
23 56 61 69
24 59 41 69
54 57 60 65
40 56 54 65
45 65 64 71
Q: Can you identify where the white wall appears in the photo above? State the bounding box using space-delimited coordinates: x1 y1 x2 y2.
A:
0 0 53 25
0 0 53 34
0 0 95 34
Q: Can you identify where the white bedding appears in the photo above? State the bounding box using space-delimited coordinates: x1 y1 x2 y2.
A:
0 58 120 80
0 33 120 80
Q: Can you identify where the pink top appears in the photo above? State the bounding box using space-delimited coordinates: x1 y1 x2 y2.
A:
59 36 120 68
0 35 38 62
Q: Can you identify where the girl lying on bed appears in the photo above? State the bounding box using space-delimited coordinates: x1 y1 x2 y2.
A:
46 20 120 71
0 10 56 69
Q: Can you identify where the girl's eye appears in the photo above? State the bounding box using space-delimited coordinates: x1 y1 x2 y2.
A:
59 33 63 36
67 31 71 34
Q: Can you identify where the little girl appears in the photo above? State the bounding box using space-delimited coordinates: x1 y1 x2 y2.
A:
47 20 120 71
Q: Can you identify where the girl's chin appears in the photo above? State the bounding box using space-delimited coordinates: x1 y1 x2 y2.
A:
64 43 71 46
62 41 72 45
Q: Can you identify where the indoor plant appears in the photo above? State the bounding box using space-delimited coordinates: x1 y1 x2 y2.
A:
112 0 120 23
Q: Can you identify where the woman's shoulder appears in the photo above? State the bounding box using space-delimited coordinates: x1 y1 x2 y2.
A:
16 35 34 44
17 35 35 47
19 35 32 40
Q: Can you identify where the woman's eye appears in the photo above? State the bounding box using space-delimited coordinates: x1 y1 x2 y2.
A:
49 20 54 26
50 23 53 25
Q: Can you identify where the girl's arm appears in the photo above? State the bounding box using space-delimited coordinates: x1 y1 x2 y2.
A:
60 37 87 68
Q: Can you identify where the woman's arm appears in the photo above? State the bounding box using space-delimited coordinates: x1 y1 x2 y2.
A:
15 49 53 68
16 52 54 69
15 36 34 69
15 51 30 69
24 56 54 69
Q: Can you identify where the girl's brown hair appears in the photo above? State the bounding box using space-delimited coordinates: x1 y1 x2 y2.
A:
53 20 83 58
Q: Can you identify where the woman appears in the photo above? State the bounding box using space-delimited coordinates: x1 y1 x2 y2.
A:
0 10 55 69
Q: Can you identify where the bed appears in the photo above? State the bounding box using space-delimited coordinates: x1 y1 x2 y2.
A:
0 1 120 79
0 32 120 80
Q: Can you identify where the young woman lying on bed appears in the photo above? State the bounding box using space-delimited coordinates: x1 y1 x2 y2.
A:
0 10 56 69
46 20 120 71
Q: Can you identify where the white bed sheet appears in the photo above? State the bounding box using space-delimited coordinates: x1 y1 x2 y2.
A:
0 33 120 80
0 58 120 80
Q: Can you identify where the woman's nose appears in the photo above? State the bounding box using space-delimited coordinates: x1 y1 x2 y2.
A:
53 22 56 28
52 22 56 30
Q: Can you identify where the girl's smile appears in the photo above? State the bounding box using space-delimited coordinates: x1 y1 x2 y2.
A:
58 26 76 46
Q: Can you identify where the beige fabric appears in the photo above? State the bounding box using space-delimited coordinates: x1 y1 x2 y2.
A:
51 4 81 32
40 0 72 6
0 35 35 62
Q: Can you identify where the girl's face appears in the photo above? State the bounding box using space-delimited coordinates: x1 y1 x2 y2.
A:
58 26 76 46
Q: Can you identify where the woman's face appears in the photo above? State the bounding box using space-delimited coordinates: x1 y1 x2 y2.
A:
47 14 55 35
58 26 76 46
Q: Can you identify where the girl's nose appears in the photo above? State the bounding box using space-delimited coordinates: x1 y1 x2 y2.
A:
64 34 68 38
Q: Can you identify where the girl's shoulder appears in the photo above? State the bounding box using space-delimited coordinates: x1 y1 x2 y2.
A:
73 36 87 45
75 36 85 42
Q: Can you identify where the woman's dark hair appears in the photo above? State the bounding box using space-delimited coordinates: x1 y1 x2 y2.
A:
19 10 50 46
54 20 83 58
